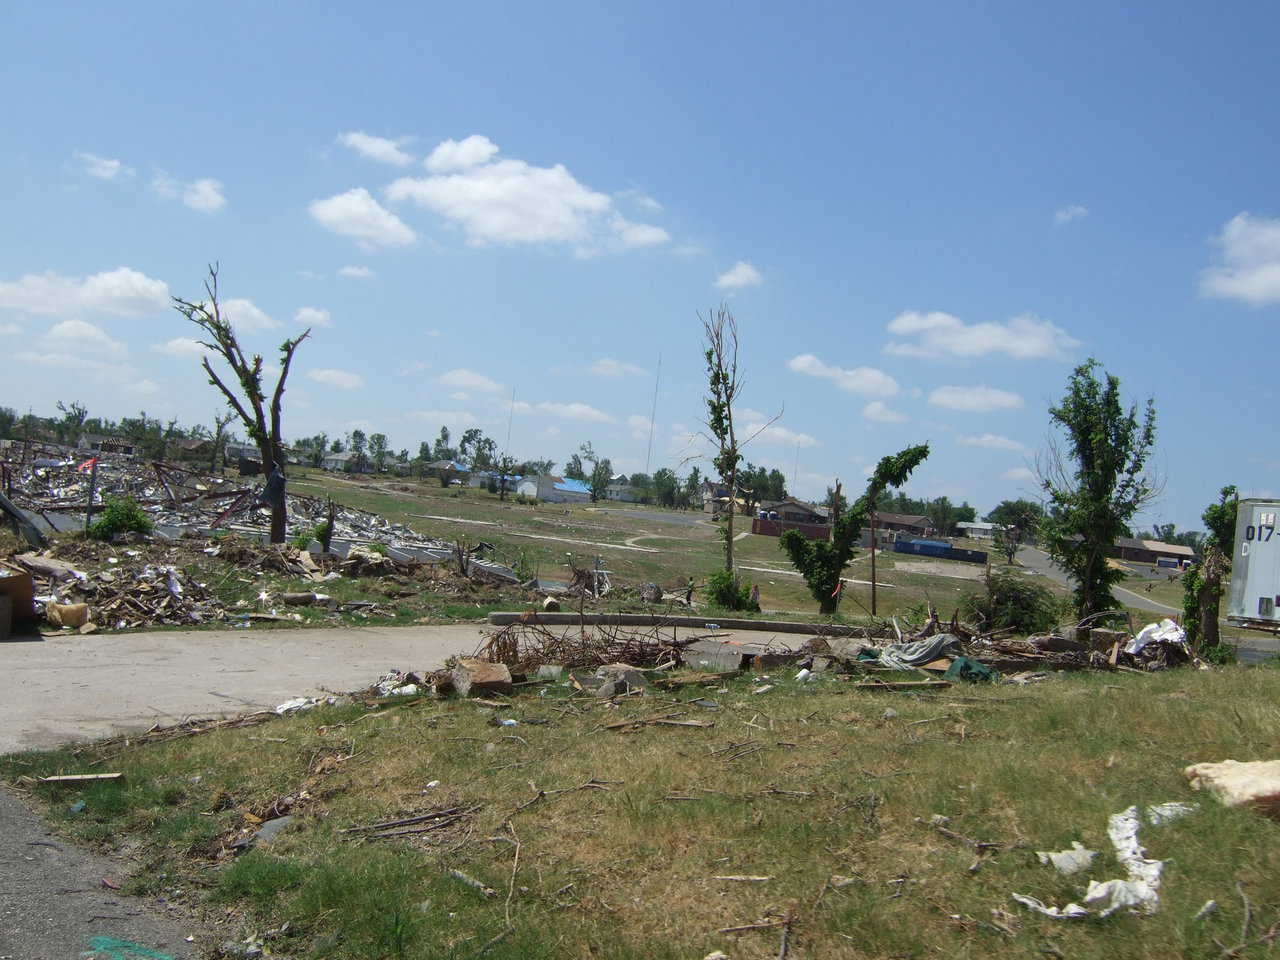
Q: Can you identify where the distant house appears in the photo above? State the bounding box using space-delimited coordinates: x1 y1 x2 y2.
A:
760 498 828 525
321 450 360 472
77 434 137 456
224 441 260 462
520 475 592 504
604 482 641 503
872 512 931 538
956 521 1003 540
1113 537 1196 566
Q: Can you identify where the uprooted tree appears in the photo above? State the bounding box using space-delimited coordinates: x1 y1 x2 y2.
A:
173 265 311 543
1038 358 1158 616
1183 485 1238 651
781 443 930 614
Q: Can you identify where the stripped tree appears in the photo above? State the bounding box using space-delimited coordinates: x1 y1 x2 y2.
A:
781 444 930 614
701 305 745 574
172 265 310 543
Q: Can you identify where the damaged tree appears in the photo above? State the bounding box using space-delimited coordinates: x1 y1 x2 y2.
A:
1038 359 1157 616
172 265 310 543
781 444 929 614
1183 485 1237 652
701 305 744 574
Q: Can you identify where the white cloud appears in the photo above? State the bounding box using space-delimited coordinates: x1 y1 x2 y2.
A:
714 260 763 289
511 400 533 414
152 336 208 358
14 351 136 383
885 310 1079 360
590 357 647 378
424 135 499 172
1002 466 1036 482
183 178 226 212
787 353 899 397
618 189 662 213
628 414 654 440
0 267 169 318
1054 204 1089 225
409 409 479 426
337 131 413 166
611 216 670 249
439 368 502 393
863 400 908 423
450 391 470 402
928 385 1024 412
737 409 816 447
309 187 416 248
338 265 374 278
220 298 277 333
295 306 332 328
958 433 1028 453
388 136 666 252
537 401 614 423
1201 212 1280 305
0 322 20 335
75 151 131 180
307 368 365 390
43 319 124 355
128 379 160 397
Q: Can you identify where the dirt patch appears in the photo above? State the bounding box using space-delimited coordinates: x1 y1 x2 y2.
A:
894 559 985 581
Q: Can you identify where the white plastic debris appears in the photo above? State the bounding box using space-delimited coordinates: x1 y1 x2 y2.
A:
1126 618 1187 655
795 668 813 682
1035 841 1097 875
391 684 419 697
498 718 519 727
1011 894 1089 919
1146 801 1196 825
274 697 318 715
425 780 441 789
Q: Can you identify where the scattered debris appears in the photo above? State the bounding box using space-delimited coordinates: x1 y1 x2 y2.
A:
452 659 513 698
38 773 123 785
1036 841 1097 875
1185 760 1280 817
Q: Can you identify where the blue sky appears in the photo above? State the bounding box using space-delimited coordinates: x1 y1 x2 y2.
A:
3 1 1278 529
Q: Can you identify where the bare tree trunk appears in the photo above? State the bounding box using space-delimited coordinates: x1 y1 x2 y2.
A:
1198 544 1225 648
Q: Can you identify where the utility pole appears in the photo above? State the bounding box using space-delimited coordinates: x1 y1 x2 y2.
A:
869 509 877 616
644 352 661 476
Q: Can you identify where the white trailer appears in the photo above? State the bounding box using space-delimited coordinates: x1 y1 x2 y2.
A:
1227 498 1280 630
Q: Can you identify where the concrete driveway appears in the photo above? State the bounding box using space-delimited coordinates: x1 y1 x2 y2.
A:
0 623 487 754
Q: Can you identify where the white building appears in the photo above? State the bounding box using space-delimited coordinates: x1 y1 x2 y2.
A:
519 475 592 504
604 482 641 503
956 521 1003 540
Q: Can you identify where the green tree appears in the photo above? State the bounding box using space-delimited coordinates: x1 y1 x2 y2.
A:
564 453 585 480
348 429 368 472
990 499 1043 563
457 427 484 464
173 265 311 542
702 305 745 574
1039 359 1158 616
0 406 17 439
782 444 930 614
652 468 679 508
55 401 88 445
824 485 848 516
369 432 389 472
1183 485 1238 650
432 426 453 461
681 466 703 509
928 496 958 537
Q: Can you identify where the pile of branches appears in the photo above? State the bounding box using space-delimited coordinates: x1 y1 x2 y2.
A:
476 620 692 674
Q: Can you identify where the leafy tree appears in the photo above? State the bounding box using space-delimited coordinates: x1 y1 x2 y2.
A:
458 427 484 464
348 429 368 472
55 401 88 445
701 305 745 574
652 468 679 508
990 499 1043 563
0 406 16 440
474 437 498 470
564 453 585 480
432 426 453 461
782 444 929 614
824 486 848 515
369 432 390 472
681 466 703 509
173 265 311 542
518 457 555 476
765 468 788 502
495 454 519 500
330 438 344 453
1183 485 1238 649
955 501 977 525
1038 359 1158 616
928 496 958 537
213 410 238 470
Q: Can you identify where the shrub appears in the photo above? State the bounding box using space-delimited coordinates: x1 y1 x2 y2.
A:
959 572 1063 635
290 528 313 550
366 541 389 555
1201 642 1237 666
88 496 153 541
706 569 759 611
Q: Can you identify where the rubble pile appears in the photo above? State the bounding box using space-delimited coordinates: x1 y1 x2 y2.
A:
477 619 695 674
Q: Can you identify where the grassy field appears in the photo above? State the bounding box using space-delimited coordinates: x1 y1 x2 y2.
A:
4 664 1278 959
283 471 1045 623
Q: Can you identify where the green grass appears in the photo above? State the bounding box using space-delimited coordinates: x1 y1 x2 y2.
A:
6 664 1279 958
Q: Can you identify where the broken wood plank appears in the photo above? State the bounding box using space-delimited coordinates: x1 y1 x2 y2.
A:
849 679 952 691
39 773 123 784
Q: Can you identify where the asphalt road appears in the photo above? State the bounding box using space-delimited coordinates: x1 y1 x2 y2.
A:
0 623 489 959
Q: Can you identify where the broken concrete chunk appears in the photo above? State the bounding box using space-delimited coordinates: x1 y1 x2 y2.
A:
46 602 91 628
1185 759 1280 817
595 663 648 693
451 659 513 698
640 582 664 603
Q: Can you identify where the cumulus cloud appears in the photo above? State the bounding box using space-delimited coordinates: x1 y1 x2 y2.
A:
0 267 168 317
1054 204 1089 225
736 408 816 447
863 400 908 423
219 298 277 333
885 310 1079 360
617 189 663 213
787 353 899 397
928 385 1024 412
1201 212 1280 305
152 336 208 358
439 368 502 393
409 409 479 426
183 178 226 212
307 368 365 390
537 401 614 423
14 350 137 383
75 151 131 180
714 261 763 289
337 131 413 166
295 306 332 328
310 187 416 248
590 357 647 378
1002 466 1035 482
387 136 666 252
43 319 124 355
958 433 1028 453
338 265 374 278
425 135 501 172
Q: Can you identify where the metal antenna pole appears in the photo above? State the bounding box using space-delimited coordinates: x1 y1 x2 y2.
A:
644 352 661 476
